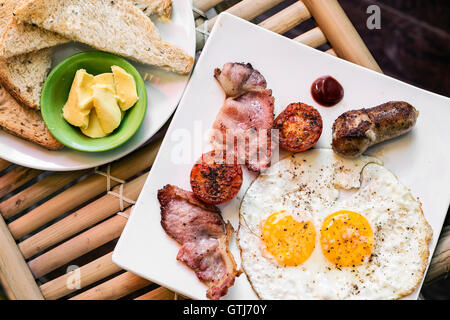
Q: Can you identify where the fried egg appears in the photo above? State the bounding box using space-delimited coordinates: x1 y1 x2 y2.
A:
238 149 432 299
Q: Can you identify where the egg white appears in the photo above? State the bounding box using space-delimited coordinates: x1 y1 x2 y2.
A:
238 149 432 300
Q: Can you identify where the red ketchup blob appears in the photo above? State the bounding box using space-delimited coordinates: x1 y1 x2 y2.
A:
311 76 344 107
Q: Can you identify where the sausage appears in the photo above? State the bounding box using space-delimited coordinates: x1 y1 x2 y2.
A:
332 101 419 158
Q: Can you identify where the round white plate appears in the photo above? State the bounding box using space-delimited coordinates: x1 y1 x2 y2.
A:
0 0 195 171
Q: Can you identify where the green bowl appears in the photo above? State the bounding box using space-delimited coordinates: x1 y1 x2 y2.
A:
41 51 147 152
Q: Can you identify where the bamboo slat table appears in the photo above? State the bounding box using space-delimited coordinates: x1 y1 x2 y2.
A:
0 0 448 300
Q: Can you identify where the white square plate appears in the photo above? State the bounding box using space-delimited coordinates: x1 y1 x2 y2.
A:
113 13 450 300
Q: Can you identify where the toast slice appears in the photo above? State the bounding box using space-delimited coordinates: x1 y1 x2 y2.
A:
0 48 53 109
133 0 172 19
0 0 170 58
0 2 18 26
0 0 68 58
0 0 53 109
0 85 63 150
0 0 58 59
0 19 69 59
15 0 193 74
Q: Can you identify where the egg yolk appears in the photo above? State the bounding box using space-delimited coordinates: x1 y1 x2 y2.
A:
261 211 316 266
320 210 373 268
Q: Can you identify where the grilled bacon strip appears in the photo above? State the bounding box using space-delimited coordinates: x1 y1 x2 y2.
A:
211 63 274 173
158 184 240 300
213 62 267 97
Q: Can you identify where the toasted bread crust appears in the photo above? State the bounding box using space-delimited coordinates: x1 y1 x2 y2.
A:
134 0 172 18
15 0 193 74
0 18 69 58
0 48 52 110
0 58 36 110
0 58 34 108
0 0 54 110
0 85 63 150
158 0 172 18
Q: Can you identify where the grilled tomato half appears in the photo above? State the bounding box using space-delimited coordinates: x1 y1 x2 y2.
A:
190 151 243 204
274 102 323 152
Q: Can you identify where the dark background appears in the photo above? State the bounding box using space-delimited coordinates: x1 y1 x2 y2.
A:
254 0 450 97
339 0 449 97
